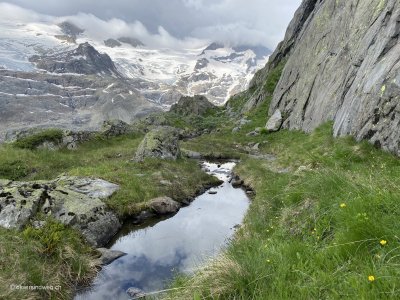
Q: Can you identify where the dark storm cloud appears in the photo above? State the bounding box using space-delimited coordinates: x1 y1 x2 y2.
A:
1 0 301 49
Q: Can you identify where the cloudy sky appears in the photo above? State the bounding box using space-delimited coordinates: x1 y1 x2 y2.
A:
1 0 301 50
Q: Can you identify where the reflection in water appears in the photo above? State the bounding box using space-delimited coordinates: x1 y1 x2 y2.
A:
75 161 250 300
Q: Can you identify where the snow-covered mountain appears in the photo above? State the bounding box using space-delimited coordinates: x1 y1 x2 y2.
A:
0 19 270 106
0 19 270 139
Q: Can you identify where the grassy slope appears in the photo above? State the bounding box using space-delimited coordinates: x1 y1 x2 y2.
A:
0 221 95 300
167 75 400 298
0 132 219 299
0 133 219 217
2 60 400 299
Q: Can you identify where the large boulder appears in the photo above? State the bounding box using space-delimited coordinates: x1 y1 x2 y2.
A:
170 95 216 116
149 196 181 215
0 177 121 247
265 109 283 132
135 126 181 161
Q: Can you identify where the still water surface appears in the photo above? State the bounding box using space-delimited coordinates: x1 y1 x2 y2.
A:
76 161 250 299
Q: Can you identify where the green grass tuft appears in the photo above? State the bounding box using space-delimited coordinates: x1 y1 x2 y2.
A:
13 129 64 150
168 120 400 299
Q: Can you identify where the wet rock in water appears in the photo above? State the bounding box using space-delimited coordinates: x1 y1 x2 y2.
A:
96 248 127 266
265 109 283 132
149 196 181 215
132 210 156 224
135 126 181 161
208 190 218 195
231 176 244 188
126 287 146 299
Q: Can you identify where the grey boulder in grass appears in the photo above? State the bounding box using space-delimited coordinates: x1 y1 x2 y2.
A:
0 176 121 247
135 126 181 161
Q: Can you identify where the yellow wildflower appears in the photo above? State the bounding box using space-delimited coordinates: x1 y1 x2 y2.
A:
380 240 387 246
368 275 375 282
340 203 346 208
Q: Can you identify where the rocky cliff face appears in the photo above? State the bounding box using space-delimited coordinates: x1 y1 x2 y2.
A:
248 0 400 155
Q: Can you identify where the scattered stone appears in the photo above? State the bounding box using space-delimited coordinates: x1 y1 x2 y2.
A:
277 168 291 174
96 248 127 266
135 127 181 161
32 220 46 229
181 149 202 159
160 180 172 186
246 131 259 137
252 143 260 150
208 190 217 195
265 109 283 132
101 120 131 137
295 165 313 175
149 196 181 215
239 118 251 126
126 287 146 299
232 127 240 133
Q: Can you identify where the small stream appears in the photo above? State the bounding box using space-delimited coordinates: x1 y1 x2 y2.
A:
75 161 250 300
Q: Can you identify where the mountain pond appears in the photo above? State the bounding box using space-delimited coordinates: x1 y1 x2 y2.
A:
75 161 250 300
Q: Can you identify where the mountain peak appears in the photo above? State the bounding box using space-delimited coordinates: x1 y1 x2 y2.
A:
29 43 121 77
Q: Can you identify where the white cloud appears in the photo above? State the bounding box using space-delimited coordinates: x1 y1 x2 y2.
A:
1 0 302 49
59 13 208 49
0 2 50 22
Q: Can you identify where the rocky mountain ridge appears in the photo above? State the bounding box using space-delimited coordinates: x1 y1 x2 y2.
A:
0 19 270 106
0 68 161 141
29 42 122 77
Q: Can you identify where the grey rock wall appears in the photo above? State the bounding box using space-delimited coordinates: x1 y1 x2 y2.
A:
249 0 400 155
